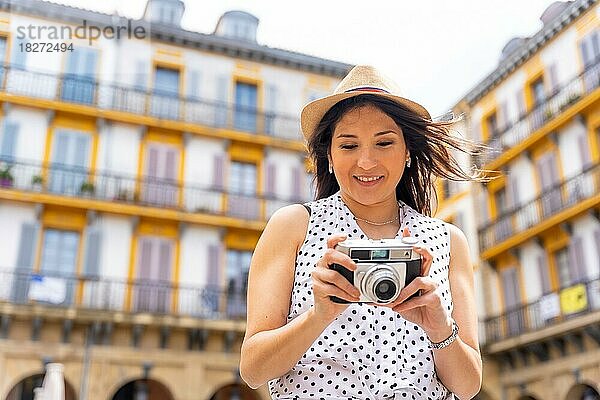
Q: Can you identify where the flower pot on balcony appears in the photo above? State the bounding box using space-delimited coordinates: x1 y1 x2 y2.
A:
79 181 95 198
0 163 14 188
31 175 44 192
0 178 13 188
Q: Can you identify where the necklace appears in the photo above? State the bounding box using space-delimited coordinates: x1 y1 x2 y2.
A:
353 205 401 226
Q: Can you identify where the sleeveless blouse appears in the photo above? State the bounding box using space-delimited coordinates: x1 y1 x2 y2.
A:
268 193 454 400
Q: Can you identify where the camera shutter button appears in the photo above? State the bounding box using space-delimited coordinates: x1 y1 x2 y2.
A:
401 237 418 245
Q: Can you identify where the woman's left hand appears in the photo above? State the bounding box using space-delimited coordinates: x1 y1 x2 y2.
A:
381 228 454 341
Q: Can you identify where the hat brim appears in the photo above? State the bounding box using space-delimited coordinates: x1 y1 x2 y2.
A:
300 92 431 141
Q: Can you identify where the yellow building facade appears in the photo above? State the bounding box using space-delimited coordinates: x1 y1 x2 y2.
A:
438 1 600 399
0 0 351 399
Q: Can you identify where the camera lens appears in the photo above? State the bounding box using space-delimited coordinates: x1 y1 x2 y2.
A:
374 279 396 301
360 265 401 304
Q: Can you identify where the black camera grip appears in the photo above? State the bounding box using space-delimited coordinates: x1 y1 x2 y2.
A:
329 263 354 304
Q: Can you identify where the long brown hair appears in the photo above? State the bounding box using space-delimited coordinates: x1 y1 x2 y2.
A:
307 94 489 216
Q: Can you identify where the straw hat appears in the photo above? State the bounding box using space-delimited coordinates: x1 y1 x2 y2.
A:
300 65 431 140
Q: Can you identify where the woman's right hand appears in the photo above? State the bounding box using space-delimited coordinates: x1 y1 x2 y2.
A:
311 234 361 323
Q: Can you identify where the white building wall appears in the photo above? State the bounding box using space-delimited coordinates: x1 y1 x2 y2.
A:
540 27 579 86
510 155 536 204
184 137 226 212
519 241 545 302
97 122 140 175
572 214 600 280
4 106 47 163
99 215 132 279
494 69 527 125
558 118 588 178
179 227 221 287
10 15 63 74
265 149 304 201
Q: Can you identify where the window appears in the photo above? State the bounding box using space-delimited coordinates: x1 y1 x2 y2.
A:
39 229 80 305
142 143 179 207
226 249 252 317
228 161 259 219
61 48 97 104
530 78 545 107
486 112 499 140
494 187 509 216
152 67 180 119
0 120 18 162
234 82 258 132
580 30 600 68
49 130 92 195
554 247 571 288
134 236 174 313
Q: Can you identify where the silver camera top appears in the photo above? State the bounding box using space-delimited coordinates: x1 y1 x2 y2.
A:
335 237 420 262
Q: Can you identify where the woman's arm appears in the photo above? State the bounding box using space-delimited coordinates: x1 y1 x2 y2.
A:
429 224 482 399
239 205 359 389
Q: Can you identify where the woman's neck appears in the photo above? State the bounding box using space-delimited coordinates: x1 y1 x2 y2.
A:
339 191 399 224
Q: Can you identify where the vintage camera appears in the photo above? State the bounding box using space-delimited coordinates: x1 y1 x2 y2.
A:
330 237 422 304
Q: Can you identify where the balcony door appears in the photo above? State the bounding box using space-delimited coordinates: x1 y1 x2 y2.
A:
234 82 257 132
501 267 523 336
36 229 80 305
226 250 252 318
49 130 91 195
152 67 180 119
62 48 97 104
141 143 179 207
536 152 562 217
134 236 174 313
227 161 259 219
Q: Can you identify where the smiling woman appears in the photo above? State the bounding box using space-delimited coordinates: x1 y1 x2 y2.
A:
240 65 490 400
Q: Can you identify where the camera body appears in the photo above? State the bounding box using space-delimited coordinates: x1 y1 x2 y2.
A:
330 237 422 304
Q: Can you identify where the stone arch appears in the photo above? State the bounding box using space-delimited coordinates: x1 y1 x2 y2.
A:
4 372 77 400
565 383 600 400
208 382 261 400
109 377 174 400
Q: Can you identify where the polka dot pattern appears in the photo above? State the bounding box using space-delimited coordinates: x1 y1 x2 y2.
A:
268 193 454 399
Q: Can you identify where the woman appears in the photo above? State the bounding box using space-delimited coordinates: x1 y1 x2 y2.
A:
240 65 485 399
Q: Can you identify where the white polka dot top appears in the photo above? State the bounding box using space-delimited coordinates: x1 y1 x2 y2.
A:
268 193 454 400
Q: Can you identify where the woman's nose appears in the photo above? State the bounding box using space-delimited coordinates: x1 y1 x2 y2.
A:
357 149 377 170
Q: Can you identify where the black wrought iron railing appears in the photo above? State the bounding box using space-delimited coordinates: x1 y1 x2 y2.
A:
483 276 600 344
0 64 301 140
475 60 600 166
478 162 600 252
1 268 248 320
0 158 306 220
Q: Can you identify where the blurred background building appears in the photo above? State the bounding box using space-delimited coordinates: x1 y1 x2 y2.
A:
0 0 350 398
437 0 600 399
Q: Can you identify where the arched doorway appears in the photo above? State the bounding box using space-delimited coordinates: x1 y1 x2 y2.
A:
111 379 173 400
566 384 600 400
209 383 259 400
5 373 77 400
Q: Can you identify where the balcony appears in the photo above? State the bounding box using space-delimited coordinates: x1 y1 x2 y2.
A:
0 268 247 320
483 276 600 346
478 162 600 255
475 60 600 167
0 64 301 141
0 158 305 223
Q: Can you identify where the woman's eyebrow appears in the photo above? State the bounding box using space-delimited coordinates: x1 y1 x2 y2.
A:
334 130 400 139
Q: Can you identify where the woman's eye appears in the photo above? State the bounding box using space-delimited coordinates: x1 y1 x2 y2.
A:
377 141 394 147
340 144 358 150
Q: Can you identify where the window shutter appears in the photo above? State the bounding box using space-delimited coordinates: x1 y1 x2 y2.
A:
497 101 507 132
11 222 40 302
568 236 587 283
591 31 600 63
0 120 18 160
537 253 551 294
158 240 172 281
212 154 224 190
165 148 177 180
580 40 592 68
215 75 229 127
291 166 302 200
516 90 526 118
577 133 592 168
501 267 521 310
11 38 27 69
134 60 148 89
83 225 102 278
137 238 153 280
264 161 276 197
188 70 201 99
265 84 278 134
595 229 600 276
548 64 559 94
207 244 221 287
509 174 520 208
147 147 159 178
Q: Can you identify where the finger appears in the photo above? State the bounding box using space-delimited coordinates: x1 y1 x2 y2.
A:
322 248 357 271
394 277 437 304
327 234 348 249
392 291 440 313
413 246 433 276
402 227 410 237
314 281 360 302
313 268 360 298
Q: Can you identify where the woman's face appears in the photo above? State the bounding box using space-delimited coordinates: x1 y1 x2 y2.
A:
329 104 408 206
